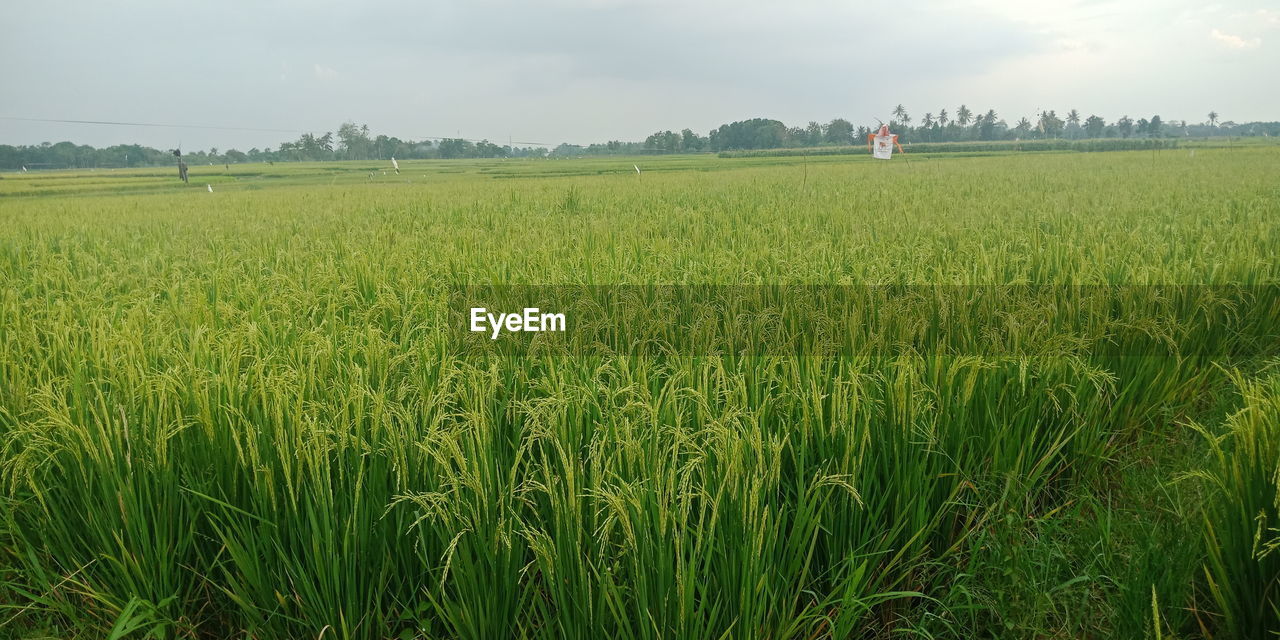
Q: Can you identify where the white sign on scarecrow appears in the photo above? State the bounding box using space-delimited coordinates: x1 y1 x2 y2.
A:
867 124 905 160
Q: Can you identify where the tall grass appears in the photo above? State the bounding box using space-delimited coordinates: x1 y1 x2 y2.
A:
0 147 1277 637
1197 368 1280 638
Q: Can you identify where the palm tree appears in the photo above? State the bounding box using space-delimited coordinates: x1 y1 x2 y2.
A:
892 104 910 126
1067 109 1080 126
922 113 935 128
956 105 972 126
1208 111 1219 127
937 109 949 128
1038 110 1064 137
1011 117 1032 142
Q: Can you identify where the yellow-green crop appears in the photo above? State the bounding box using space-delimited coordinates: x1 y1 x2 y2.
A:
1 147 1277 638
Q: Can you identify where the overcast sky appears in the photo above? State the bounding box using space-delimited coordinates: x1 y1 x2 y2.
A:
2 0 1277 151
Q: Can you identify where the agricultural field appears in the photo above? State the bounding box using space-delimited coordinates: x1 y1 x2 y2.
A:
1 146 1278 639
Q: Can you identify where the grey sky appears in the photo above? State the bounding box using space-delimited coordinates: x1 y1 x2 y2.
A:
2 0 1277 151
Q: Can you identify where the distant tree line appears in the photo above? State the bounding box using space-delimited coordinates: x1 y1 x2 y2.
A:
2 110 1277 169
718 137 1180 158
0 121 548 170
632 108 1279 154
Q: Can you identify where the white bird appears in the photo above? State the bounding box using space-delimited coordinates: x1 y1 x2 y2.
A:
391 157 400 174
21 166 27 172
207 184 213 192
634 164 641 175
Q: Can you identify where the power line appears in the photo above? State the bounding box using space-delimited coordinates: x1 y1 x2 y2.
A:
0 116 303 134
1 115 553 147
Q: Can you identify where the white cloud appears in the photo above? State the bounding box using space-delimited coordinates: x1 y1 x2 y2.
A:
1258 9 1280 27
312 63 339 80
1210 28 1261 49
1054 37 1095 52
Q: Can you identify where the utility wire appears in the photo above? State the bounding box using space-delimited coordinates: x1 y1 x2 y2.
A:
0 116 301 134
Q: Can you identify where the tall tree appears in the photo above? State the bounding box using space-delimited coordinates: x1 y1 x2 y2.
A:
825 118 854 145
980 109 998 140
1116 116 1134 138
1084 115 1106 138
1064 109 1082 139
804 121 824 146
1207 111 1219 127
708 118 790 151
681 128 705 151
645 130 681 152
937 109 949 128
337 122 372 159
956 105 972 126
892 104 910 126
1038 110 1064 138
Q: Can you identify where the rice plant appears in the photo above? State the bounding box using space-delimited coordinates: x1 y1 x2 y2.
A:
1 146 1277 638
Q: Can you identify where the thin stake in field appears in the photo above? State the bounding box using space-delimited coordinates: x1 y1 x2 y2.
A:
173 148 189 184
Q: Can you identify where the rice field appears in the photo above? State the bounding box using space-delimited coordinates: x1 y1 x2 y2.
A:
1 147 1278 638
